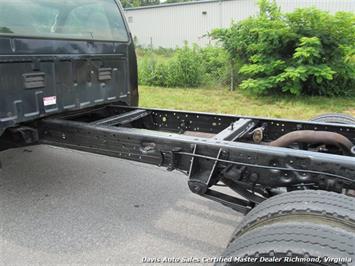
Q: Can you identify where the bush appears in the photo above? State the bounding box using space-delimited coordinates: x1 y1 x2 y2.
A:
138 45 228 87
167 45 205 87
211 0 355 96
136 47 175 58
200 46 229 85
138 53 157 85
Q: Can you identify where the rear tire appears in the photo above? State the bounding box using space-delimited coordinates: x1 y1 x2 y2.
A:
217 222 355 266
219 190 355 266
310 113 355 125
230 190 355 243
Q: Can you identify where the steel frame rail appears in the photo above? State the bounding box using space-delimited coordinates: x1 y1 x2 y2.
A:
36 105 355 213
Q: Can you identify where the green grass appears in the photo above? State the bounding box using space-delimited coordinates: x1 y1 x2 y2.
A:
139 86 355 120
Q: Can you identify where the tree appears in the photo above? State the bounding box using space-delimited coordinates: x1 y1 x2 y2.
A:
165 0 191 4
211 0 355 96
120 0 160 8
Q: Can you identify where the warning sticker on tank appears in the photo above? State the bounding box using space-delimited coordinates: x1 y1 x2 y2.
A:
43 96 57 106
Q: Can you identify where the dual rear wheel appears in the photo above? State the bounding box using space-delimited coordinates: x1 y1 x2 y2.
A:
218 190 355 266
218 113 355 265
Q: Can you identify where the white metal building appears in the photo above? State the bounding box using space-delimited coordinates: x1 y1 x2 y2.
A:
124 0 355 48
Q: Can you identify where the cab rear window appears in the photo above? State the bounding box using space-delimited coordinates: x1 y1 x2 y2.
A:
0 0 129 42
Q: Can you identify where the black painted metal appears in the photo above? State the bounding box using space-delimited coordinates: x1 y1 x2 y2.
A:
90 109 150 126
214 119 254 141
0 1 138 137
36 105 355 213
110 105 355 143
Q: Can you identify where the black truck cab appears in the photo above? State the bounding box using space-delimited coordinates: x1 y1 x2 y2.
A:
0 0 138 138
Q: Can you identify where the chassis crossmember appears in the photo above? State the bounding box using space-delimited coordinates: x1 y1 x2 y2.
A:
10 104 354 214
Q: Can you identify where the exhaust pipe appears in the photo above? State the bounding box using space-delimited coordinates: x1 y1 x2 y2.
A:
269 130 354 156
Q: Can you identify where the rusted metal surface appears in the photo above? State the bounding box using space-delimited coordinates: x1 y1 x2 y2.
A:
269 130 354 155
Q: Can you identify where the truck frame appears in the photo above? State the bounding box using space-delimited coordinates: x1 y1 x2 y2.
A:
34 106 355 212
0 0 354 264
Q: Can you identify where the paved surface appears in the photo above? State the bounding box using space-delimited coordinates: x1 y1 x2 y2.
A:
0 145 242 265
